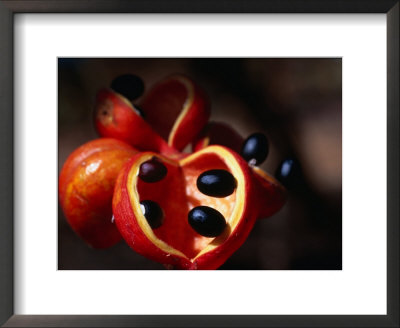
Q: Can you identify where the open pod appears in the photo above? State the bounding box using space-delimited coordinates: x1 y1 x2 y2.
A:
113 145 261 269
94 88 176 155
140 75 211 152
193 122 287 219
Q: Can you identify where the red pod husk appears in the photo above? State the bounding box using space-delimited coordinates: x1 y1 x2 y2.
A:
94 89 177 155
112 145 283 269
140 75 211 152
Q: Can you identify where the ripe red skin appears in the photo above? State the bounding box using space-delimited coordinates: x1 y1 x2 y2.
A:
59 138 137 248
94 89 177 156
113 146 265 270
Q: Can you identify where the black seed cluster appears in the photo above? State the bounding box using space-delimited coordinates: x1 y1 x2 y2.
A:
188 169 236 237
138 159 232 238
138 158 168 229
241 133 269 165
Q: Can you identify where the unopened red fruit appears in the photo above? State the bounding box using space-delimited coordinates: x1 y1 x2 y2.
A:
59 138 137 248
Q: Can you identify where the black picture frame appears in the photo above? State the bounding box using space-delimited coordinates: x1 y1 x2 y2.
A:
0 1 398 327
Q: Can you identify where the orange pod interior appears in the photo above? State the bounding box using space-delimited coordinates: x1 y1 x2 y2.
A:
125 147 246 260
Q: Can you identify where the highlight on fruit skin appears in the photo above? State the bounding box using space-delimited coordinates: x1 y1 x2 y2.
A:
59 138 137 248
112 145 286 270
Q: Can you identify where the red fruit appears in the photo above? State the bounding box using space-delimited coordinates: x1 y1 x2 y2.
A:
59 138 137 248
112 145 286 269
62 75 286 267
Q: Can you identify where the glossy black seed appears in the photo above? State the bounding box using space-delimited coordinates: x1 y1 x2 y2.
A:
188 206 226 237
111 74 145 101
275 158 301 188
140 200 164 229
139 158 167 183
197 169 236 197
241 133 269 165
133 105 146 118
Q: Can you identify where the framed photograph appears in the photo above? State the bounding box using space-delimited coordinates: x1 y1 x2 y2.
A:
0 1 398 327
57 57 342 271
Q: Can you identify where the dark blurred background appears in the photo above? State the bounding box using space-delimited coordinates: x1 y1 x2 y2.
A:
58 58 342 270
